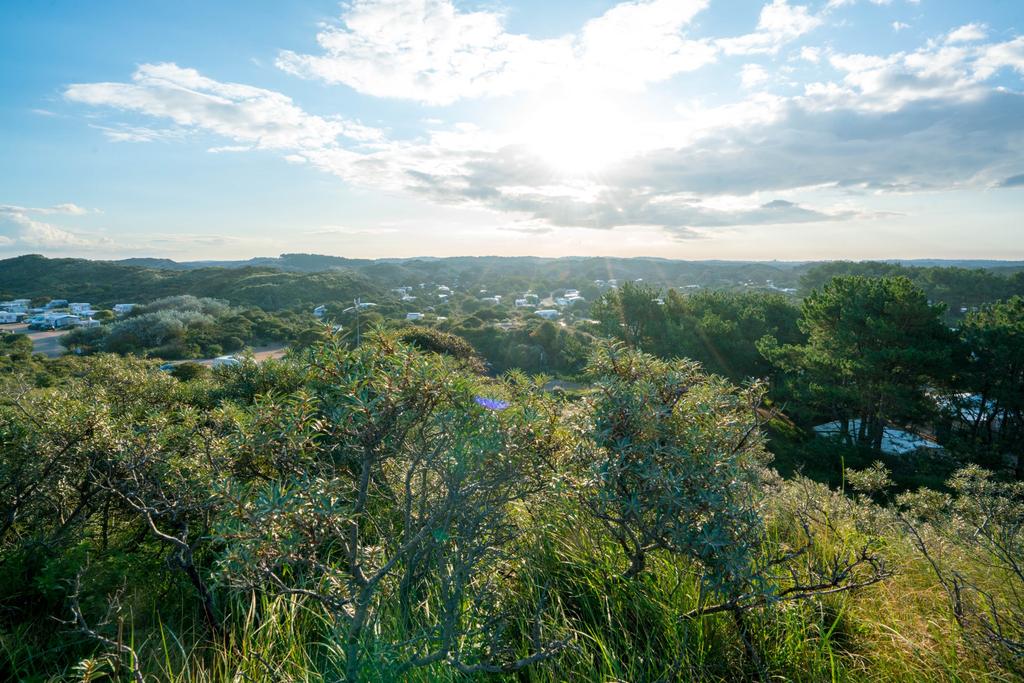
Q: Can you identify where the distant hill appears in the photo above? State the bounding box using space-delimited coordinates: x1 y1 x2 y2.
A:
892 259 1024 270
0 254 380 310
799 260 1024 318
4 254 1023 313
115 253 372 272
108 253 817 290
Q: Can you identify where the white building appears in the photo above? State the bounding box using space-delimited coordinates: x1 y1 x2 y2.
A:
813 419 942 456
113 303 136 315
28 313 70 329
0 301 28 314
481 296 500 305
514 298 530 307
313 305 327 318
69 303 94 316
0 312 19 324
406 312 423 321
51 314 81 329
535 309 560 320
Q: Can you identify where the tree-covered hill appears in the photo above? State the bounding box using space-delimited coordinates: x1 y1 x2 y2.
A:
0 254 381 310
800 260 1024 319
5 254 1024 320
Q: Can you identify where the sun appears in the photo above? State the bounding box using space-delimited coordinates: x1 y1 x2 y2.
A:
512 92 640 177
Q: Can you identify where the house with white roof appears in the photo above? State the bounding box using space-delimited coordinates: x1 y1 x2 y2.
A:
813 419 942 456
406 312 423 321
50 314 81 329
535 309 560 320
113 303 137 315
69 303 95 316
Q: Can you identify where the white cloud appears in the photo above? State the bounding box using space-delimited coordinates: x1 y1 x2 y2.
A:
946 23 987 44
826 0 896 7
63 25 1024 238
66 63 381 150
207 145 253 153
799 46 822 63
740 63 770 88
0 205 108 249
974 37 1024 79
718 0 822 56
276 0 714 104
806 36 1024 112
892 21 910 32
574 0 716 90
1 202 91 216
90 123 188 143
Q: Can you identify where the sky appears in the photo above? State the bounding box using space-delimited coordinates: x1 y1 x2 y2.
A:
1 0 1023 261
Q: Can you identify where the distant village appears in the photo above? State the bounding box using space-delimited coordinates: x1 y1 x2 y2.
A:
3 275 991 461
0 298 137 328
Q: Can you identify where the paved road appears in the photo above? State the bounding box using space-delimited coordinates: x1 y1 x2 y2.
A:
1 324 288 363
1 323 69 358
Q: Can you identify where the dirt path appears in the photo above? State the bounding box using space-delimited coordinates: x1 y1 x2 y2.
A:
250 345 288 362
1 323 69 358
542 379 587 392
1 324 289 364
165 344 290 368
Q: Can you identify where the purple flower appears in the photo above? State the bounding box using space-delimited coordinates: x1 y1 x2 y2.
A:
474 396 509 411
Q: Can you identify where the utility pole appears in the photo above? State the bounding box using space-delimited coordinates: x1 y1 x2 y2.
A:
354 297 361 346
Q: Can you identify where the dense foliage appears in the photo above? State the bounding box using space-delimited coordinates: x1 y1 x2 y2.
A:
592 283 803 381
800 261 1024 321
2 259 1024 681
61 296 315 359
761 276 956 449
0 255 380 310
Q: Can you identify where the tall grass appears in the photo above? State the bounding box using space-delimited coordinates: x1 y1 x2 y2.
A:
3 478 1016 682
